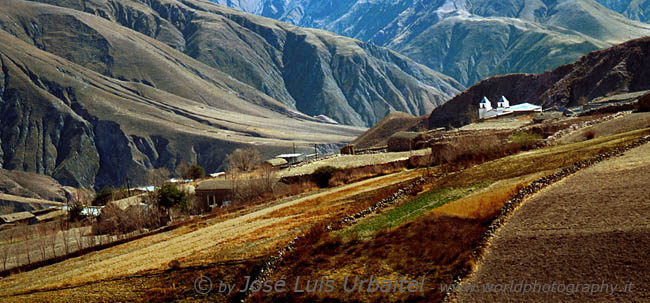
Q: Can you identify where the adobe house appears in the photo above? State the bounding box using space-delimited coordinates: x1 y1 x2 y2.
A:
276 153 305 164
195 179 233 211
262 158 288 170
0 211 36 225
387 131 420 152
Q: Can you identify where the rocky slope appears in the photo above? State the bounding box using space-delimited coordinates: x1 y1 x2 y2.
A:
19 0 462 127
213 0 650 86
0 0 464 189
427 36 650 128
596 0 650 22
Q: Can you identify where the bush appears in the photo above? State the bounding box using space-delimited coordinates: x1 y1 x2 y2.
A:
68 201 85 222
509 131 542 147
158 183 189 212
93 203 166 235
92 187 114 206
313 166 338 188
584 130 596 140
183 164 205 180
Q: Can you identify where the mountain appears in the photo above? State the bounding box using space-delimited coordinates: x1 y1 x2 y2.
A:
13 0 462 128
427 35 650 128
212 0 650 86
596 0 650 22
0 0 462 189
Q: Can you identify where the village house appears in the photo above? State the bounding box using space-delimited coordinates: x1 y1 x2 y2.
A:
262 158 288 170
276 153 305 164
195 179 233 211
0 211 36 225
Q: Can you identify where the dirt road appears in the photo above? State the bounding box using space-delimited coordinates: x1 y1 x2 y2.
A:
454 143 650 302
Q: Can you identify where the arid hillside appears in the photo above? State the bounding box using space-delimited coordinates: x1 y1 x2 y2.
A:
0 0 466 189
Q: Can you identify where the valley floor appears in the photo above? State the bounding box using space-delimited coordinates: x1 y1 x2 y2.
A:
454 142 650 302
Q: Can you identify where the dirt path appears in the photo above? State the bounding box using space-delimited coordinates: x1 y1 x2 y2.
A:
0 169 421 297
454 143 650 302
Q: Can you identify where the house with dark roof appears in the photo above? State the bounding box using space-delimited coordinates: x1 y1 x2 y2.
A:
195 179 233 211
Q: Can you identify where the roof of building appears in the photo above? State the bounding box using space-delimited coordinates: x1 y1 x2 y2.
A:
509 103 542 112
499 96 510 104
196 179 232 191
276 153 304 158
265 158 288 166
0 211 35 223
481 96 491 104
35 210 67 222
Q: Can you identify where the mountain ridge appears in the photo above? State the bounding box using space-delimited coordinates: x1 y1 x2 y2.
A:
212 0 650 86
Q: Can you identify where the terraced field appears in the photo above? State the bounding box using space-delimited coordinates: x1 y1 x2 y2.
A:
0 169 423 301
454 142 650 302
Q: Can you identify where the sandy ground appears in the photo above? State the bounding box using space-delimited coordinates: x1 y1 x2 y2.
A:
0 169 422 299
455 142 650 302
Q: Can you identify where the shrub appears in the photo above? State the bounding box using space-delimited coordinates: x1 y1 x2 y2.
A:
313 166 338 188
92 187 114 206
68 201 85 222
183 164 205 180
509 131 542 147
158 183 189 212
584 130 596 140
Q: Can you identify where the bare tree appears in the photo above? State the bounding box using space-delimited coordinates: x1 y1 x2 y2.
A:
226 148 262 172
260 165 278 194
59 218 70 256
174 160 190 179
20 223 31 265
38 224 49 261
1 228 15 271
73 222 84 251
49 222 58 258
147 167 171 188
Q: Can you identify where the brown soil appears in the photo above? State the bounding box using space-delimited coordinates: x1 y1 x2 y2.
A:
454 142 650 302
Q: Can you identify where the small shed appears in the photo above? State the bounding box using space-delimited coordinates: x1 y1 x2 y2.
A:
340 145 355 155
263 158 288 169
195 179 233 211
387 132 421 152
0 211 36 225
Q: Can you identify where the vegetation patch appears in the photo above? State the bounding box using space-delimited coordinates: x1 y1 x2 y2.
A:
344 183 488 238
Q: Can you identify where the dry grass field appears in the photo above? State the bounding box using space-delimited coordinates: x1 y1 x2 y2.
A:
0 169 424 302
454 142 650 302
558 112 650 144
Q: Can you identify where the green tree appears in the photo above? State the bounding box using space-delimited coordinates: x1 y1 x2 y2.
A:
184 164 205 180
157 183 189 213
92 187 114 206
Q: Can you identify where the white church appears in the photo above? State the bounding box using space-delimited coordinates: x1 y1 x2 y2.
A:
479 96 542 120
